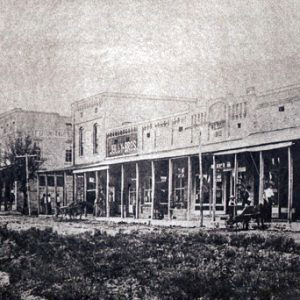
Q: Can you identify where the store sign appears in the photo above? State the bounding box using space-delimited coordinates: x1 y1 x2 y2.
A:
106 128 138 157
209 120 226 138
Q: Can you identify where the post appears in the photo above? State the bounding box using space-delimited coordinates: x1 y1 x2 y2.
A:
121 164 124 218
212 155 216 221
54 174 58 215
25 155 31 216
234 153 238 197
73 174 77 203
95 171 99 216
259 151 264 204
14 181 18 210
151 160 155 220
223 174 227 213
83 173 87 216
234 153 238 217
106 168 110 218
45 175 48 215
15 154 37 216
37 175 40 215
168 159 172 220
63 172 67 206
288 147 293 222
187 156 192 221
136 162 140 219
198 132 203 226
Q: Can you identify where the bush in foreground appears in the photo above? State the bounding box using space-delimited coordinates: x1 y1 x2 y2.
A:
0 228 300 299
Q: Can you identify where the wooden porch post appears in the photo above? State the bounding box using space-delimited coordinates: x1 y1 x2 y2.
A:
288 147 293 222
73 174 77 203
168 159 173 220
37 175 40 215
45 175 48 215
212 155 216 221
63 172 67 206
199 153 204 227
151 160 155 220
54 174 58 215
106 168 110 218
234 153 238 218
187 156 192 221
83 173 87 216
95 170 99 216
121 164 124 218
14 181 18 211
223 174 227 214
234 154 238 197
136 162 140 219
259 151 264 204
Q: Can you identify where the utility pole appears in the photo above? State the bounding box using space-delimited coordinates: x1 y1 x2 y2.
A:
16 154 36 216
185 113 206 227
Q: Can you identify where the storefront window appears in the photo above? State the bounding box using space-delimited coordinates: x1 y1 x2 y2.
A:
87 172 96 191
263 149 288 219
173 159 187 209
143 176 152 204
39 175 45 187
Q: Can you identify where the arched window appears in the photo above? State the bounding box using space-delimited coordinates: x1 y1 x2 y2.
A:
93 123 99 154
79 127 84 156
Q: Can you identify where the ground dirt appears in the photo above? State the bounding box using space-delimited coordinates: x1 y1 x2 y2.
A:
1 215 299 240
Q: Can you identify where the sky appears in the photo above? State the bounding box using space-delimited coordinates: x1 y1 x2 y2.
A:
0 0 299 116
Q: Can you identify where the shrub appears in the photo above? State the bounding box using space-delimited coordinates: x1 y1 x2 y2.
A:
0 227 300 299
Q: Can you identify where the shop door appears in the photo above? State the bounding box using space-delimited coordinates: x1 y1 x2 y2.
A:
128 187 136 215
215 171 229 214
86 191 95 214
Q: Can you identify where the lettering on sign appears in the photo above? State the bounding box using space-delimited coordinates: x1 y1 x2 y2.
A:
209 120 226 130
106 128 138 157
208 119 226 142
26 129 71 139
214 130 223 137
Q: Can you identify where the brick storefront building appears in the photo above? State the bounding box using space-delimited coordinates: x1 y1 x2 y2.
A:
0 108 72 213
67 85 300 222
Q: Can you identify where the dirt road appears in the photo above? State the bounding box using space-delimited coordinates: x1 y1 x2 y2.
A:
1 215 299 242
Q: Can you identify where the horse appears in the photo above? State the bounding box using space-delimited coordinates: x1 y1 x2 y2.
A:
226 203 267 230
57 201 87 220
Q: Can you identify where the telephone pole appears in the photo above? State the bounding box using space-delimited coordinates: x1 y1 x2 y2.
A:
185 118 205 227
15 154 36 216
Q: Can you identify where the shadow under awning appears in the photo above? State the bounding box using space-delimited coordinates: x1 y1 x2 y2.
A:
215 141 293 156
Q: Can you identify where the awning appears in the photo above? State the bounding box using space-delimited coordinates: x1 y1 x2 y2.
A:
73 165 108 174
37 165 75 174
215 141 293 156
100 147 199 165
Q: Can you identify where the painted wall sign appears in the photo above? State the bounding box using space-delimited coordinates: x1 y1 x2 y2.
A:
106 129 138 157
26 129 72 139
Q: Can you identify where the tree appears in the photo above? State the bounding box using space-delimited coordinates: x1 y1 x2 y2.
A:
3 134 44 213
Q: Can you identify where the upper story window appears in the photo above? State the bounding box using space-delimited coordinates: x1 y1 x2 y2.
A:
93 123 99 154
229 102 247 120
79 127 84 156
65 149 72 162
